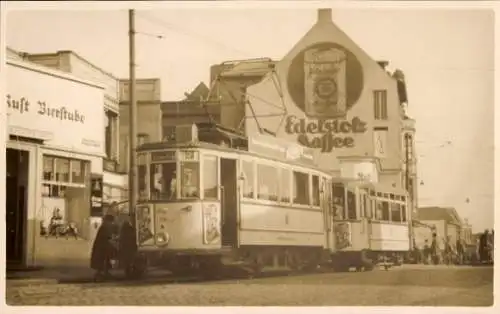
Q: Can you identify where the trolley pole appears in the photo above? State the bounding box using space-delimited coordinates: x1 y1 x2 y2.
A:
128 9 138 215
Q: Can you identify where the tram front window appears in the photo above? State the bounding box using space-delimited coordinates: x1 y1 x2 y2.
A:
180 162 199 198
150 163 177 200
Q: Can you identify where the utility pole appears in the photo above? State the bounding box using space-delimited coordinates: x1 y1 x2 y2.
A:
128 9 138 215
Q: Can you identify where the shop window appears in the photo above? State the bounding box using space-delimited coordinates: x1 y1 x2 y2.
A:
241 160 254 199
391 203 401 222
71 159 85 184
39 156 90 241
43 156 55 181
312 175 320 207
203 155 218 199
292 171 309 205
55 158 70 182
257 163 279 201
280 168 291 203
180 162 199 198
373 90 388 120
150 162 177 200
346 190 357 219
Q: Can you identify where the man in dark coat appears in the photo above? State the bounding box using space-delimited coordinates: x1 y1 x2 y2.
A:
118 216 139 276
479 229 490 263
90 214 117 279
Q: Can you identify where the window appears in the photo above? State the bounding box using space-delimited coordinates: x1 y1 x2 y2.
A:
55 158 70 182
374 90 388 120
241 160 254 198
203 155 218 199
257 163 279 201
150 163 177 200
280 168 291 203
332 183 345 219
364 196 372 218
180 162 199 198
312 175 320 206
375 201 383 220
346 190 357 219
43 156 55 181
104 110 118 159
70 160 85 184
401 205 407 222
391 203 401 222
381 201 390 221
293 171 309 205
163 126 176 141
138 165 147 199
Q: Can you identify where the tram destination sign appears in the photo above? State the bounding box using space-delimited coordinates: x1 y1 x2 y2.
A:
284 115 367 153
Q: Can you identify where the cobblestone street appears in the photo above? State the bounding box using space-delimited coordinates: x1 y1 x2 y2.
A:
5 265 494 306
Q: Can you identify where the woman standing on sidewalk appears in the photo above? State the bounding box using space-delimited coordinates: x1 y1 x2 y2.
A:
90 214 118 281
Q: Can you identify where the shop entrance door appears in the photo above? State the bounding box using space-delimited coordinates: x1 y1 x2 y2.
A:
6 148 29 265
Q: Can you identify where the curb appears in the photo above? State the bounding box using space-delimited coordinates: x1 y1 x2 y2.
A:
6 278 59 287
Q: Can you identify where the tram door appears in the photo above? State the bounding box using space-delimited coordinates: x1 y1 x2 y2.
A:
220 158 238 247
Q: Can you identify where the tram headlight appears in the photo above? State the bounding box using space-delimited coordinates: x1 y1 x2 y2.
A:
155 232 170 246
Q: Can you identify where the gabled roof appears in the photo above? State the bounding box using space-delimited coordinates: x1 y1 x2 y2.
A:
184 82 210 101
417 206 463 226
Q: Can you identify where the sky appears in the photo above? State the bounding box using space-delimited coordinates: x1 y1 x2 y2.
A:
4 3 495 232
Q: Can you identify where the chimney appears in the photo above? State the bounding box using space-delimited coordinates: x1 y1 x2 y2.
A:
377 60 389 70
317 8 332 24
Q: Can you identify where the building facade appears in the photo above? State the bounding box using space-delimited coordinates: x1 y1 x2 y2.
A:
5 58 105 267
119 78 162 172
12 49 127 208
418 206 464 250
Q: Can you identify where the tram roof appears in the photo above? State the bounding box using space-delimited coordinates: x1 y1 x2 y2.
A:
334 177 409 196
138 140 328 172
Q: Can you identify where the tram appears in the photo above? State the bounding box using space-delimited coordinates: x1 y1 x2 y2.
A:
122 122 411 277
127 123 333 277
327 178 411 271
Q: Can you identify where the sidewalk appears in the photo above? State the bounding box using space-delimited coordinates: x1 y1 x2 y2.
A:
6 265 96 287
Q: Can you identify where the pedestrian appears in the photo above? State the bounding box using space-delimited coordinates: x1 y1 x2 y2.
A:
423 239 430 264
90 214 118 281
431 233 439 265
456 238 464 265
118 215 139 278
479 229 489 263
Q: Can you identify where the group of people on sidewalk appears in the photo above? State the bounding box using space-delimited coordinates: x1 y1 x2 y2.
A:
412 229 494 266
90 212 139 280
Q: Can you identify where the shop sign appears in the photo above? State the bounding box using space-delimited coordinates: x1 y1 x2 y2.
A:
284 115 367 153
90 176 103 217
7 94 86 124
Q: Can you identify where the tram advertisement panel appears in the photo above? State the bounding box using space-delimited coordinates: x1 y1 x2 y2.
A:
202 203 221 245
335 222 352 250
136 204 155 246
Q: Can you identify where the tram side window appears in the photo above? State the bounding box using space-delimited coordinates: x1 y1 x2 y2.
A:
293 171 309 205
312 175 320 206
401 205 407 222
241 160 254 198
138 165 148 199
203 155 218 199
346 190 357 220
257 164 279 201
381 201 390 221
363 194 372 218
150 163 177 200
280 168 291 203
332 183 345 219
180 162 199 198
391 203 401 222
